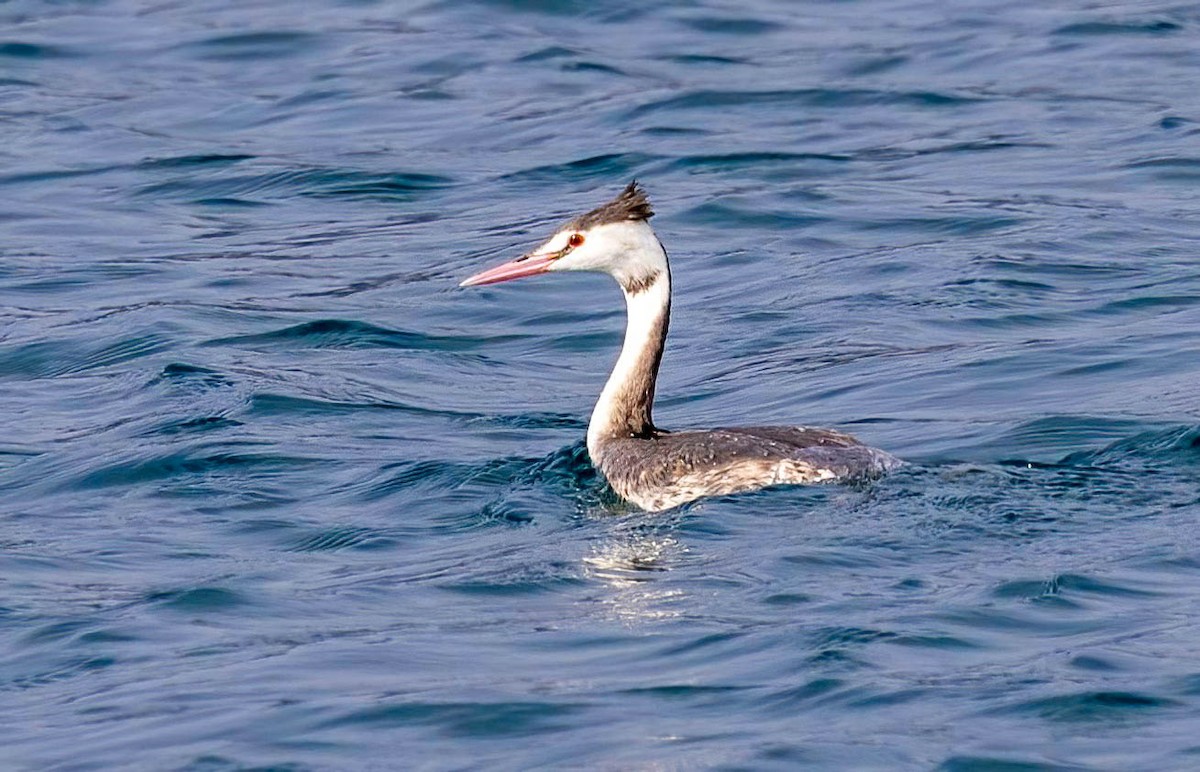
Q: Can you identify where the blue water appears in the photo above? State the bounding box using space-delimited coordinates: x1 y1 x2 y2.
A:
3 0 1200 768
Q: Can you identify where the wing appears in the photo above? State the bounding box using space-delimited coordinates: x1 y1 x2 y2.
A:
595 425 900 510
713 425 866 449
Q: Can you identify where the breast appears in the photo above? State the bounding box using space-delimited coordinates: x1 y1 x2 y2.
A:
592 426 901 511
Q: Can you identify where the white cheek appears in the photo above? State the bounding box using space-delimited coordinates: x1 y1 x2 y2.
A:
548 245 598 272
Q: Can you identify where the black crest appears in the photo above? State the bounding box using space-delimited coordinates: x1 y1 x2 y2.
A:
567 180 654 231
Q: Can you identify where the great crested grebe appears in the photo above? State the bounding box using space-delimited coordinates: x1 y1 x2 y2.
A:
461 182 900 511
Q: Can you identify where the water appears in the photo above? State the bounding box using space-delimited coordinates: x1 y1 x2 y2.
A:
2 0 1200 768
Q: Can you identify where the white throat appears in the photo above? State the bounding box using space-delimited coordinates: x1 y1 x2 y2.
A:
586 270 671 460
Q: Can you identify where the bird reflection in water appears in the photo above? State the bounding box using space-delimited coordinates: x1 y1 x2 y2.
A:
582 518 688 623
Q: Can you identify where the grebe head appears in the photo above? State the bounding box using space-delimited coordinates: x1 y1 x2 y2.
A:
460 181 667 292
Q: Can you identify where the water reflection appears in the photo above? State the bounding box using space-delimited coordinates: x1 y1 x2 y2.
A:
584 518 689 623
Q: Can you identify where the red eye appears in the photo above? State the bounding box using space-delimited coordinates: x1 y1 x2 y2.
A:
568 233 585 248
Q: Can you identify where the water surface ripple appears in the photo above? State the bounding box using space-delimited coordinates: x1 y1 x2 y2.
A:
2 0 1200 769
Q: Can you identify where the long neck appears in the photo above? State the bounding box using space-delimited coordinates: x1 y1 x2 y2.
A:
587 268 671 457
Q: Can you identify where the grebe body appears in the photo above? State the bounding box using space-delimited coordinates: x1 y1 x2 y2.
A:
461 182 900 511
